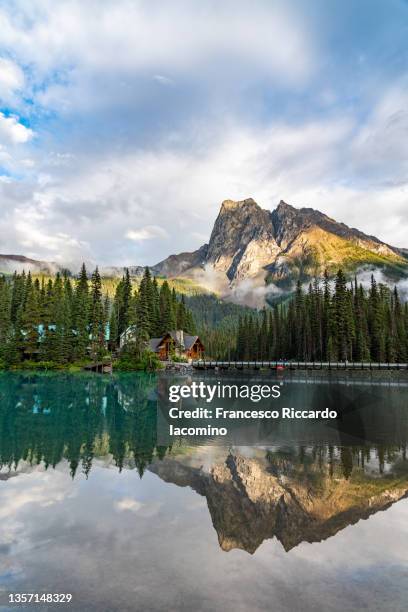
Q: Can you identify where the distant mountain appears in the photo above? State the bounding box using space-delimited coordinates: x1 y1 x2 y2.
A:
152 198 408 291
3 199 408 304
0 254 62 275
153 243 209 277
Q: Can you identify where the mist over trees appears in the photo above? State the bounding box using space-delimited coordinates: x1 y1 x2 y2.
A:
1 264 407 366
235 270 408 363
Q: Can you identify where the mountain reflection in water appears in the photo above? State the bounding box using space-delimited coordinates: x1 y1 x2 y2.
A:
0 371 407 558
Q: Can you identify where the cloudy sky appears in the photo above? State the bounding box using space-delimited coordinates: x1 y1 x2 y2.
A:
0 0 408 267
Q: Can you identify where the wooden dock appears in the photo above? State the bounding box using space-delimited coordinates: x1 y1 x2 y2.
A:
83 361 113 374
191 360 408 371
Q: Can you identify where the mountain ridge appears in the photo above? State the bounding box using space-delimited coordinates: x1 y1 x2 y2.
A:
2 199 407 300
0 254 63 275
153 198 408 291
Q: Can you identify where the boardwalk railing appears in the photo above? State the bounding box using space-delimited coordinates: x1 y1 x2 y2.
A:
191 360 408 371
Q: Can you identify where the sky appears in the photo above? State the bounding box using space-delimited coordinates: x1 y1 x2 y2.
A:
0 0 408 268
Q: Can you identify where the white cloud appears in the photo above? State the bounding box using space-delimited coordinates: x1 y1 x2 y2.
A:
0 1 406 267
0 466 73 523
348 80 408 185
115 498 143 513
0 112 33 144
12 215 91 266
1 109 406 266
0 57 24 101
126 226 168 242
0 1 315 81
0 0 317 121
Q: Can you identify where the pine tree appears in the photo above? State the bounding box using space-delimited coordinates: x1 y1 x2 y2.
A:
0 278 12 361
137 268 155 336
258 308 268 360
73 263 90 359
10 272 25 324
333 270 349 361
21 276 40 359
237 314 244 359
89 267 105 359
117 268 132 336
368 275 385 362
159 280 175 334
176 295 187 331
151 277 161 336
354 281 369 361
229 268 407 364
393 287 407 362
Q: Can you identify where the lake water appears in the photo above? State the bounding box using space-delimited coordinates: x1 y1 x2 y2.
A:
0 371 407 612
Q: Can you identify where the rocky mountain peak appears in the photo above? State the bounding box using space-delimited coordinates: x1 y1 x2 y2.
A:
220 197 258 212
206 198 279 281
275 199 296 213
271 200 306 248
150 196 407 297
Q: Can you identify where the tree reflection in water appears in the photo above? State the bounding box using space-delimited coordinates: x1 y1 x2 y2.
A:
1 371 408 554
0 372 169 479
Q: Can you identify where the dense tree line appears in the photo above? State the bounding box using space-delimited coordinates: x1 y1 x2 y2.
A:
0 265 195 367
3 263 406 365
109 267 195 346
0 264 105 366
235 270 408 363
185 293 255 359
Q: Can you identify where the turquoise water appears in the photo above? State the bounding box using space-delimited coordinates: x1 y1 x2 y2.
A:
0 371 407 611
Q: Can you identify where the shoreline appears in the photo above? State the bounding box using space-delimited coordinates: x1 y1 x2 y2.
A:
2 365 408 382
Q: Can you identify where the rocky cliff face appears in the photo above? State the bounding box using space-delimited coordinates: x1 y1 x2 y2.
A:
153 198 407 291
204 199 280 281
7 198 406 298
149 447 408 554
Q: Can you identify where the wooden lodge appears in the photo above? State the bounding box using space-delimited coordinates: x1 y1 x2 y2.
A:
120 326 204 361
147 330 204 361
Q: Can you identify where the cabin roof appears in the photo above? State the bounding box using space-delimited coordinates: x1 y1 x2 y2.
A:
130 329 203 353
168 330 201 350
168 330 183 345
184 335 200 350
148 337 165 352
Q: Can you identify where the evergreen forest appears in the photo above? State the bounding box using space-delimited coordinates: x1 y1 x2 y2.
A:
235 270 408 363
0 265 195 368
0 265 407 368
